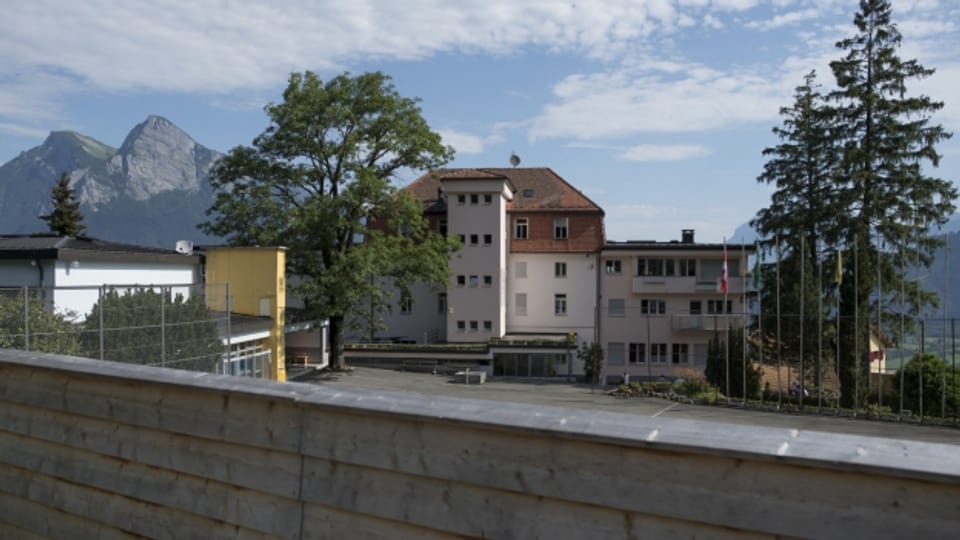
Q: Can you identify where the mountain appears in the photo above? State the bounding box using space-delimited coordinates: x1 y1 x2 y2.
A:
729 218 960 318
0 116 221 248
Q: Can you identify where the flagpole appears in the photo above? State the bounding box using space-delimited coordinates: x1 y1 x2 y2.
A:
723 237 730 405
877 227 883 411
836 244 842 414
854 235 859 416
818 238 823 412
776 235 782 409
800 234 805 409
742 238 747 405
756 240 764 405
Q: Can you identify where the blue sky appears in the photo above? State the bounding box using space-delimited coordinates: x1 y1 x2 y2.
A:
2 0 958 243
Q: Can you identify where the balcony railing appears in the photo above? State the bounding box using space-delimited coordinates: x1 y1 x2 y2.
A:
632 276 745 295
671 314 744 332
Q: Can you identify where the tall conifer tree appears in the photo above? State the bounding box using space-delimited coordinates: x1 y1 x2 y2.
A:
829 0 956 406
40 172 86 237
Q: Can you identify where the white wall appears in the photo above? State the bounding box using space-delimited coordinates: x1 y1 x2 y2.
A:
51 260 199 318
506 252 596 340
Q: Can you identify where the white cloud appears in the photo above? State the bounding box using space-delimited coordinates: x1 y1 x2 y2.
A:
619 144 711 161
438 129 487 155
745 8 819 31
0 122 50 139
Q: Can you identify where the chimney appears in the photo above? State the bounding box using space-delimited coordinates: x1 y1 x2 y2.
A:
681 229 695 244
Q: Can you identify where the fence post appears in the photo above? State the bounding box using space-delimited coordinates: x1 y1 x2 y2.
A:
224 283 232 375
161 287 167 369
99 286 105 361
23 285 29 352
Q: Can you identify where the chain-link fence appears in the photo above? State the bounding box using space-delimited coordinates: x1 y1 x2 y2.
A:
0 284 267 378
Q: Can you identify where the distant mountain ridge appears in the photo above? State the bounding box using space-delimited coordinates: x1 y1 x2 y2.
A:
0 116 221 248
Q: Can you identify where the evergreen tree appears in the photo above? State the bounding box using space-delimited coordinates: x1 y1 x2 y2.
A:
829 0 956 407
752 72 840 392
704 327 762 399
893 352 959 418
201 71 456 371
577 341 604 385
82 288 221 372
40 172 86 237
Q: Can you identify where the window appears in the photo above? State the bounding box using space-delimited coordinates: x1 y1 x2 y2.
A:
607 342 625 366
470 320 478 332
554 217 569 240
554 294 567 316
608 298 625 317
470 234 478 245
438 293 447 314
470 194 479 204
483 194 492 205
438 219 448 236
707 300 733 314
689 300 702 315
515 261 527 278
457 194 466 205
515 218 528 239
679 259 696 277
400 294 412 314
651 343 668 363
456 275 465 287
523 189 534 198
483 234 492 245
483 320 492 332
637 258 665 276
672 343 689 364
515 293 527 316
483 275 492 287
629 343 645 364
469 275 478 287
605 259 622 274
665 259 675 276
457 320 465 332
640 299 666 315
555 262 567 278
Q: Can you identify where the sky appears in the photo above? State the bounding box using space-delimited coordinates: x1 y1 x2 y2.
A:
2 0 959 243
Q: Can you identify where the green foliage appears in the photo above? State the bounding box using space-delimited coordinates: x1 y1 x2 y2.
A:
704 327 762 399
201 71 456 370
893 352 959 418
753 1 957 407
577 341 604 384
0 291 82 355
82 288 221 372
40 172 86 237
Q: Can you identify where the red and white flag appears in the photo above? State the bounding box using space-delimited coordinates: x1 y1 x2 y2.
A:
720 239 729 294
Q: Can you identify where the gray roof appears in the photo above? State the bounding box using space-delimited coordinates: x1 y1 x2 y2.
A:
0 235 201 264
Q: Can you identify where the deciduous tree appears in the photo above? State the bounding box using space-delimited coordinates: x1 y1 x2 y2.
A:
202 71 456 370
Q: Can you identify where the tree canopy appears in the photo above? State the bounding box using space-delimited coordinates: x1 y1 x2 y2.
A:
752 0 957 407
202 71 457 370
40 172 86 237
0 291 82 355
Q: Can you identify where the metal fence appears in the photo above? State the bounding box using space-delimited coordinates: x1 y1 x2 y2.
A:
0 283 267 378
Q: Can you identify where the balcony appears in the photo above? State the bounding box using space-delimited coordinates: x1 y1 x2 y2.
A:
672 314 744 332
632 276 745 295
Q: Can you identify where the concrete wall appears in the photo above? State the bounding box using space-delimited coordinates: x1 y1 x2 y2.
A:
2 349 960 539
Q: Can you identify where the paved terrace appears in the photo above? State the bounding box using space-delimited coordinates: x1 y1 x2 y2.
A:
297 366 960 446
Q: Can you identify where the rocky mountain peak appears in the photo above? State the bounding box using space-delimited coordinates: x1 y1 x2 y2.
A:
109 115 220 201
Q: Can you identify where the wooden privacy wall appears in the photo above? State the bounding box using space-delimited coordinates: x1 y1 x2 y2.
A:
1 349 959 539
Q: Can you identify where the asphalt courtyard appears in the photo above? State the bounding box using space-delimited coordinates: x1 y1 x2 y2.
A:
296 366 960 446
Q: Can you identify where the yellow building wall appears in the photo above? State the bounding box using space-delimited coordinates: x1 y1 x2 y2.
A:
205 247 287 381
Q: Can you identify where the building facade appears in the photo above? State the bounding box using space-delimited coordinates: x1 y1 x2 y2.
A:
599 232 752 382
367 168 753 381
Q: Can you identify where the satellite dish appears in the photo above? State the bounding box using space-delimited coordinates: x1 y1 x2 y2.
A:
510 151 520 168
175 240 194 255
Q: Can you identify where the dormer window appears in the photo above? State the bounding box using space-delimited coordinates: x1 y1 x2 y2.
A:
523 189 534 198
554 217 569 240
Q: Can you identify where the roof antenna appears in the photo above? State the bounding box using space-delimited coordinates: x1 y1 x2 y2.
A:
509 151 520 168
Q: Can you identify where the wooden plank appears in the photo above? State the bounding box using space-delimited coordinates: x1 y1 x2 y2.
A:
0 400 302 500
0 463 276 540
0 488 141 540
0 430 302 538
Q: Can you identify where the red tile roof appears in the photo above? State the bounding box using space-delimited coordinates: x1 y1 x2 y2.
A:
405 168 604 214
